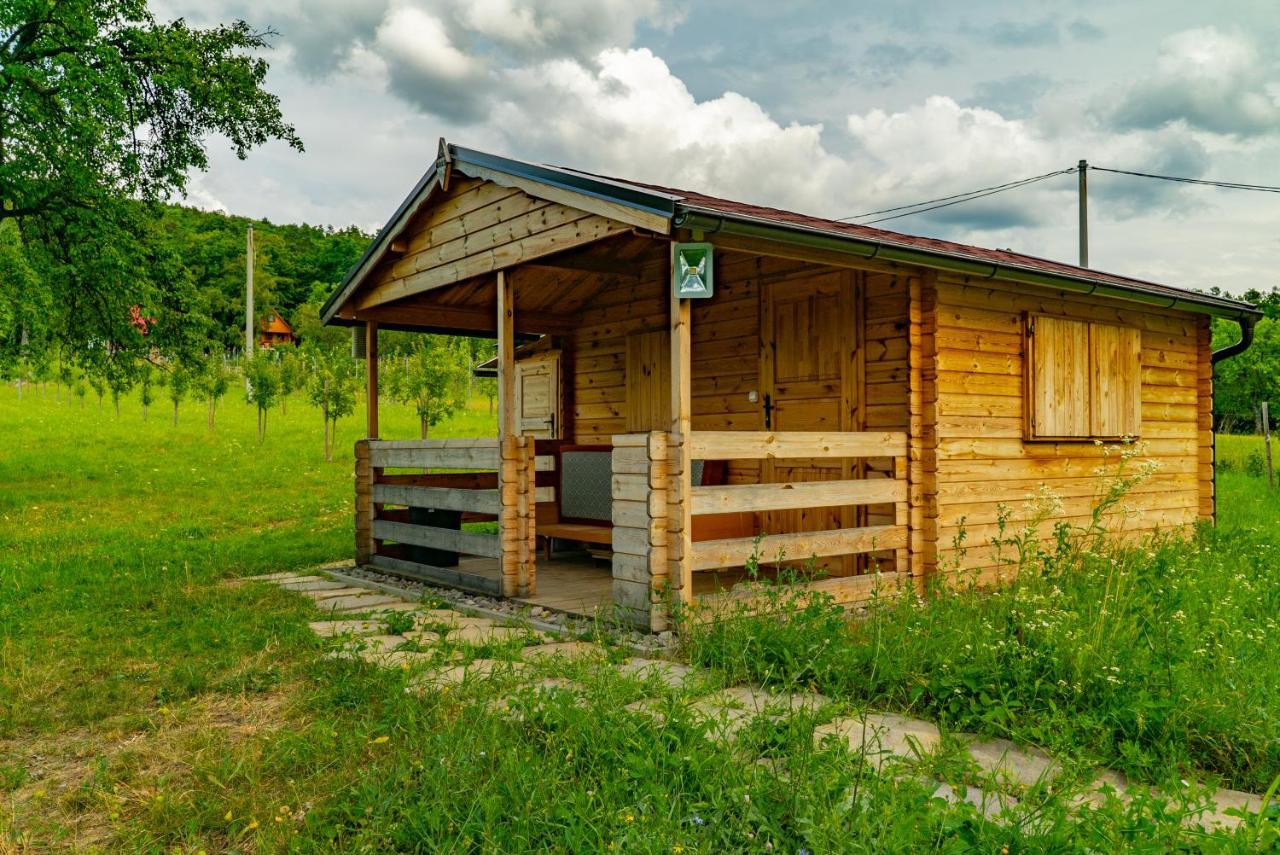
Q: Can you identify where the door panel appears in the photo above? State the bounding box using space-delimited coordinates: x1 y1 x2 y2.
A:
761 272 859 573
517 355 559 438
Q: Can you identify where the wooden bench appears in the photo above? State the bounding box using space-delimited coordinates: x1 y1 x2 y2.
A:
537 445 749 557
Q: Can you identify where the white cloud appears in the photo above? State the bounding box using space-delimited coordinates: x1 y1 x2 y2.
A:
1109 27 1280 136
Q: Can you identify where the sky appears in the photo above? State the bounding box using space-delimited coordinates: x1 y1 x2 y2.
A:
153 0 1280 297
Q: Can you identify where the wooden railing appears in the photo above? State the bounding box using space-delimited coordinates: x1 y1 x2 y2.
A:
685 430 909 577
612 429 913 630
355 438 548 597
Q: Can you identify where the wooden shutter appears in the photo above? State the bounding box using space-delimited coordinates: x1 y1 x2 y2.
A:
516 355 560 438
625 330 671 431
1089 323 1142 437
1028 315 1091 438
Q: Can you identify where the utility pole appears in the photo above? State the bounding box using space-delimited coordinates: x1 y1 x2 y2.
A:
1077 159 1089 268
244 224 254 391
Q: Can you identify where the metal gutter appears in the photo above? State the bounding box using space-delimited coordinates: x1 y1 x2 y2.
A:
674 207 1260 322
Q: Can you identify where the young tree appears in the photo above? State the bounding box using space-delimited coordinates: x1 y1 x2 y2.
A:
139 364 155 421
277 346 305 416
306 347 358 461
107 370 133 418
168 364 192 425
88 373 106 411
476 376 498 415
195 359 233 430
243 352 280 443
392 337 469 438
72 372 87 408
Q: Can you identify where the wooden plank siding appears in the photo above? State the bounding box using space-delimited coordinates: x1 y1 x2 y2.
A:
931 275 1208 578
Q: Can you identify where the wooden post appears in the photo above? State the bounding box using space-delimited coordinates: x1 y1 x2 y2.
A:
354 439 374 564
1263 402 1274 489
668 244 694 606
365 321 379 439
496 271 521 597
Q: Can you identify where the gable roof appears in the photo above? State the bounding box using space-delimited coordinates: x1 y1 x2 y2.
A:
324 139 1259 323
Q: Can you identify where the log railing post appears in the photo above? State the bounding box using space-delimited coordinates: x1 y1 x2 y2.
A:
518 435 537 597
668 244 694 605
354 439 374 564
611 431 669 630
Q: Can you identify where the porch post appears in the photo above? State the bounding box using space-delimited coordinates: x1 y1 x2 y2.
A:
365 321 379 439
668 244 694 607
907 273 938 593
496 271 522 597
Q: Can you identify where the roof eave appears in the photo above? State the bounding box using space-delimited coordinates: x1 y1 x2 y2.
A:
675 205 1261 321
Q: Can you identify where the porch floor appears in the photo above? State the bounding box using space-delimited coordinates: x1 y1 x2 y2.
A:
455 552 755 620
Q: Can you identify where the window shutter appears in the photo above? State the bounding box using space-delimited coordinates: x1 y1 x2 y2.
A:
1089 323 1142 437
1029 315 1091 438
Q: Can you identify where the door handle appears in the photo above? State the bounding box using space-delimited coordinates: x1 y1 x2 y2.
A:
763 394 774 430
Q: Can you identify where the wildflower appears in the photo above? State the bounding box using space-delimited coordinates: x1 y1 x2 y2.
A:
248 819 259 830
224 810 233 822
624 813 635 823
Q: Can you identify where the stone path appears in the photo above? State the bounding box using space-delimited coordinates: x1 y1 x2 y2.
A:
247 568 1265 832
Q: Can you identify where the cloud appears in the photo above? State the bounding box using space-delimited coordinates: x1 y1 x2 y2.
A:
966 73 1054 118
861 42 954 85
374 5 488 121
457 0 672 59
1067 18 1104 42
981 18 1060 48
1109 27 1280 137
489 48 856 216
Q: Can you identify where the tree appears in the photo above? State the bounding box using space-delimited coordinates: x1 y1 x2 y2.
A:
107 369 132 418
391 337 469 439
306 347 358 461
243 352 279 442
0 1 302 367
167 364 192 425
88 372 106 410
277 346 305 416
72 371 87 408
139 363 154 420
195 358 232 430
477 375 498 415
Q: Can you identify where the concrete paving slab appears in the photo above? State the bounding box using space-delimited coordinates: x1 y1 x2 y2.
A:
246 571 312 582
520 641 605 662
279 579 349 592
617 658 697 689
321 594 405 613
815 713 940 765
932 781 1019 820
301 586 374 601
413 659 527 688
309 620 384 637
361 601 422 615
961 735 1061 788
448 624 539 645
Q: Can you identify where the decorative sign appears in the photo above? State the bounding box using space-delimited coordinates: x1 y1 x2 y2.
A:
673 242 714 299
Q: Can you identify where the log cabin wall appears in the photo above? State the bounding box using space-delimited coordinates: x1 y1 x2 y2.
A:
930 275 1210 580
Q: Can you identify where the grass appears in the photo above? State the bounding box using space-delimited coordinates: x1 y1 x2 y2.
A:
685 436 1280 795
2 385 1278 850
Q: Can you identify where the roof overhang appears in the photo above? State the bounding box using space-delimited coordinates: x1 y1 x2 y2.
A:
323 139 1260 327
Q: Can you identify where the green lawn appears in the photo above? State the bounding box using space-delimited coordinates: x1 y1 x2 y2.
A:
2 387 1278 850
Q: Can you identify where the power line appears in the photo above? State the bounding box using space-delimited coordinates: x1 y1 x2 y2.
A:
1089 165 1280 194
840 167 1077 225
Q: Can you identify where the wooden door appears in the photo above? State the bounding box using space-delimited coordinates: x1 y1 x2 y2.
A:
516 355 560 438
760 271 859 572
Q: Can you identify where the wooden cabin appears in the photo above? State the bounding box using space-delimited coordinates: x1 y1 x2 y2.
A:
322 140 1259 630
259 309 298 348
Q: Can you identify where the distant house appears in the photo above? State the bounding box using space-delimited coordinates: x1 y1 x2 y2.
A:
322 140 1259 631
259 309 298 348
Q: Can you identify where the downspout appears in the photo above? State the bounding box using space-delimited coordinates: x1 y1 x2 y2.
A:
1210 314 1257 365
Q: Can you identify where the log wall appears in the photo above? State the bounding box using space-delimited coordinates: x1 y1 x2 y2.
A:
931 275 1210 578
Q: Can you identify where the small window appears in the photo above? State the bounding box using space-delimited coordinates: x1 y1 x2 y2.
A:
1026 314 1141 440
